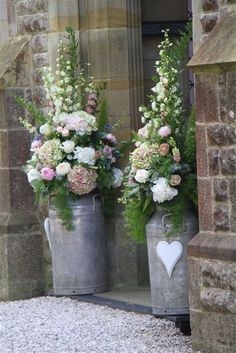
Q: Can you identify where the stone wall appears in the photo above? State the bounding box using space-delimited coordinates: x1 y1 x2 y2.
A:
188 3 236 352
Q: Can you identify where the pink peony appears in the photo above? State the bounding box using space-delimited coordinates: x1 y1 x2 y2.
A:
56 126 63 133
158 126 171 138
87 100 97 107
41 167 55 181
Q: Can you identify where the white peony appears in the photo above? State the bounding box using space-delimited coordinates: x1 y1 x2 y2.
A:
151 177 178 203
56 162 71 176
62 140 75 154
74 146 96 165
27 169 42 184
135 169 150 183
112 168 123 188
39 123 53 136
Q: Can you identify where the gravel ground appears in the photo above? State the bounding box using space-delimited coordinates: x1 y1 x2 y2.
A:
0 296 196 353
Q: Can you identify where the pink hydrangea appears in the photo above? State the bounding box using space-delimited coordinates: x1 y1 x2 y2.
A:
68 166 97 195
158 126 171 138
88 93 97 101
41 167 55 181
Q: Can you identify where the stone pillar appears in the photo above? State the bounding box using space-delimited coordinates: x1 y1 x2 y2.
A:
0 0 80 300
78 0 148 289
188 5 236 353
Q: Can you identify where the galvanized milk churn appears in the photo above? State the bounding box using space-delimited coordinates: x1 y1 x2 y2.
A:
146 207 198 316
44 194 108 295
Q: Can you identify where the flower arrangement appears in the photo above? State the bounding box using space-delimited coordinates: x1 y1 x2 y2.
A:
120 24 197 241
17 27 124 229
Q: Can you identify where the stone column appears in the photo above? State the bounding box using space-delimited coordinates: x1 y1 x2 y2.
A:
78 0 148 289
188 5 236 353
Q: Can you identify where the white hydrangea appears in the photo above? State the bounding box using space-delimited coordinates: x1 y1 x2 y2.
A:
134 169 149 183
151 177 178 203
27 169 42 184
112 168 123 188
62 140 75 154
56 162 71 176
74 146 96 165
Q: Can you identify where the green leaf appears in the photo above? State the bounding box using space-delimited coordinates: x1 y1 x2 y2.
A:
98 100 108 130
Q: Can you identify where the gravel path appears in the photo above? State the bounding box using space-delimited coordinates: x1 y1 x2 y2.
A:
0 296 196 353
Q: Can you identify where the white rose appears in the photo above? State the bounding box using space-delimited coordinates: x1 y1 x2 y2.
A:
134 169 150 183
56 162 71 176
151 101 157 111
62 140 75 154
39 123 52 136
27 169 42 184
112 168 123 188
74 146 96 165
151 177 178 203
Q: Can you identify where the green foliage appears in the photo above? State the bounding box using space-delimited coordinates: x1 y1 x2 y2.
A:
51 187 74 231
169 22 192 68
97 100 108 131
15 96 46 126
123 196 155 242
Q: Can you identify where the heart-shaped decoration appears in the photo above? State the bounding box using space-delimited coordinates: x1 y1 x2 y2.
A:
156 241 183 279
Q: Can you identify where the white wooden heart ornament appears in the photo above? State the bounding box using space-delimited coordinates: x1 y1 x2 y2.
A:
156 241 183 278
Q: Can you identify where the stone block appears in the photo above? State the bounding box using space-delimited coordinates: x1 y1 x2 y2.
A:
231 203 236 232
33 86 46 107
195 74 220 123
200 13 219 33
202 0 219 12
214 205 230 231
0 169 10 213
196 124 208 177
200 287 236 313
33 52 48 67
190 310 236 353
4 88 25 129
214 179 228 201
7 233 43 281
0 131 9 168
208 148 220 175
33 68 44 85
16 0 47 16
207 124 227 145
201 259 236 290
31 34 48 52
48 0 79 31
17 13 48 34
198 178 214 231
229 179 236 203
9 169 35 211
7 0 17 36
226 71 236 117
87 28 129 80
8 129 31 167
221 148 236 175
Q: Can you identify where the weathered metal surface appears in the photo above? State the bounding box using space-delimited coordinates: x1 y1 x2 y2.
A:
146 208 198 316
46 194 109 295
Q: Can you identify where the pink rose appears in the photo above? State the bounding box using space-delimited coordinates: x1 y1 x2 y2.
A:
56 126 63 133
41 167 55 181
61 128 70 137
158 126 171 138
159 143 170 156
